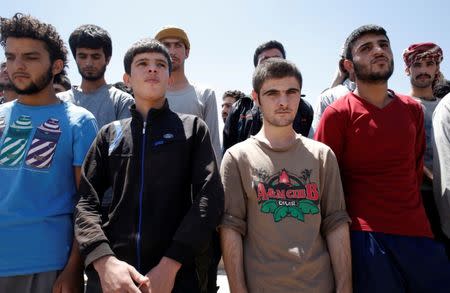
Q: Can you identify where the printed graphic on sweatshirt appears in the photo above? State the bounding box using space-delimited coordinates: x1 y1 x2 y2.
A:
25 118 61 169
0 115 33 167
0 116 6 138
255 169 320 222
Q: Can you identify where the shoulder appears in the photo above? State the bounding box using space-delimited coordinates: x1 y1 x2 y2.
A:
108 85 134 101
226 137 258 158
192 83 216 99
63 101 97 125
300 136 339 164
393 92 423 115
57 88 75 102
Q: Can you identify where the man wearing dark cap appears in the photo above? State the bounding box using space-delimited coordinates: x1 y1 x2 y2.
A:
155 26 221 165
403 42 448 249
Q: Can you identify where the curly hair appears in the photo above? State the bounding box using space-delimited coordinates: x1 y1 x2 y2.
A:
222 90 246 101
0 13 68 78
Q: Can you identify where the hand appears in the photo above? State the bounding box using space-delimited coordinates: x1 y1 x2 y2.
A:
52 262 83 293
140 257 181 293
94 255 149 293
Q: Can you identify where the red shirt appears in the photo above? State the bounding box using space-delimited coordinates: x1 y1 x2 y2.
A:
315 91 432 237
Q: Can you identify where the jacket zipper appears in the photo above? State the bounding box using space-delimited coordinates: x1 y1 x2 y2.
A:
136 121 147 272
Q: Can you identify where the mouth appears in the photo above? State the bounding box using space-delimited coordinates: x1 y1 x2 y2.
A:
145 78 160 84
12 73 30 80
416 74 431 80
371 57 389 64
275 110 292 114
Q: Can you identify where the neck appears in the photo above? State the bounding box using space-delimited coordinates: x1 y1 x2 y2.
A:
17 83 59 106
80 77 107 93
135 96 166 121
168 68 189 91
354 80 390 108
410 86 434 100
256 122 297 150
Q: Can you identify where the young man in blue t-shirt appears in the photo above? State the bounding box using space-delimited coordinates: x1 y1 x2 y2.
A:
0 13 97 292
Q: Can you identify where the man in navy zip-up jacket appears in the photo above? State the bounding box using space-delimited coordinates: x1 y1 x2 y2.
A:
74 38 224 293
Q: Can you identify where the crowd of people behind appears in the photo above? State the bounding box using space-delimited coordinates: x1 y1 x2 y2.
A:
1 12 450 293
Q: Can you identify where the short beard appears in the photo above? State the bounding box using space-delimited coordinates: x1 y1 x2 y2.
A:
354 59 394 83
11 67 53 95
79 64 107 81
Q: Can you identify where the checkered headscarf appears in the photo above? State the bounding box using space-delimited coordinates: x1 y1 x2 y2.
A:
403 42 443 68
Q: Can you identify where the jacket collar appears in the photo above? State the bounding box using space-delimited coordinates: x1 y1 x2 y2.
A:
130 99 171 123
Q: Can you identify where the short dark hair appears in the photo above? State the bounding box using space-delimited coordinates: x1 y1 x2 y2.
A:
433 79 450 99
0 13 68 79
343 25 389 60
53 73 71 91
252 58 302 95
222 90 246 101
253 40 286 67
123 38 172 75
69 24 112 59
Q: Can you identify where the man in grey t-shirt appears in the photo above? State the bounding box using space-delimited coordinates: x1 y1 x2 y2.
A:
403 42 447 244
155 26 221 165
58 24 133 128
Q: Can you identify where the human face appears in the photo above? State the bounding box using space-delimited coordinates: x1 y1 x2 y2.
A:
257 48 284 65
161 38 189 72
221 96 237 122
407 58 438 89
75 47 108 81
348 34 394 83
0 62 9 85
124 52 169 105
252 76 301 127
5 37 56 95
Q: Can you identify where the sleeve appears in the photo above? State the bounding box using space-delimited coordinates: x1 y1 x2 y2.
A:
314 106 346 163
74 129 113 267
432 99 450 238
164 118 225 264
202 89 222 166
72 115 98 166
319 148 351 236
218 150 248 236
415 104 426 190
115 92 134 120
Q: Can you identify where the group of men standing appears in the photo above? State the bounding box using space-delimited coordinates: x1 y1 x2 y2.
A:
1 12 450 293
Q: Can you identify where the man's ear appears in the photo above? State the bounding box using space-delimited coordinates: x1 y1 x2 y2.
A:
106 56 111 66
185 48 190 59
52 59 64 76
123 73 131 87
343 59 354 75
251 90 260 106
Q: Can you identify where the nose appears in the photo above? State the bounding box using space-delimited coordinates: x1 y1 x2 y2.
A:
278 93 289 107
11 57 26 71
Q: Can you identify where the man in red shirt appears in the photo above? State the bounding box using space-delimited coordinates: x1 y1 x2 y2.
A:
315 24 450 293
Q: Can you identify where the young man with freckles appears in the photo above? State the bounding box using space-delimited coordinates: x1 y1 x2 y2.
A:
0 13 97 293
220 58 352 293
315 25 450 293
75 38 224 293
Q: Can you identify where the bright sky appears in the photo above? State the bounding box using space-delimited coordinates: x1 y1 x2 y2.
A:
2 0 450 128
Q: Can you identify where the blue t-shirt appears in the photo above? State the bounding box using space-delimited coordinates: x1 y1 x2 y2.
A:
0 100 98 276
